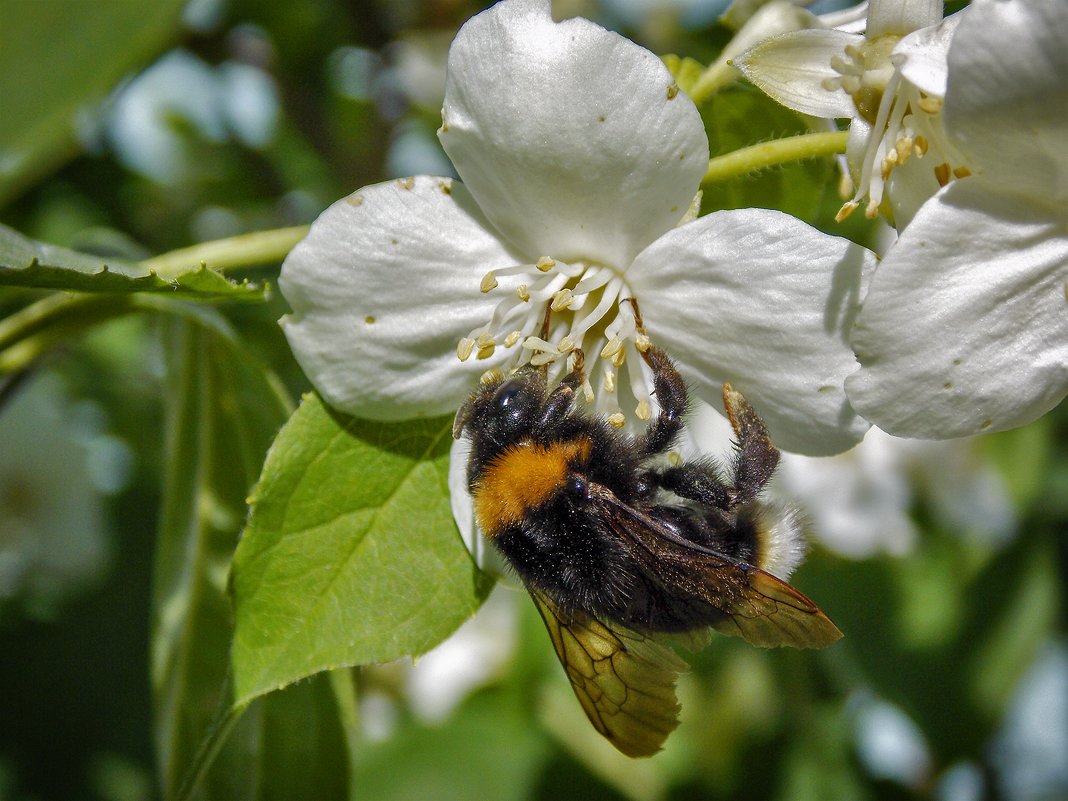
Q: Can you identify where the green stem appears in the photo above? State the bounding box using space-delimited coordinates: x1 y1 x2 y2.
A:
141 225 309 278
0 293 134 356
702 131 849 186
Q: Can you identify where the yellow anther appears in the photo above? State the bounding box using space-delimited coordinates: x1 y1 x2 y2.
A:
477 343 496 360
536 256 556 272
635 400 652 421
480 367 504 385
457 338 475 361
917 95 943 114
503 330 523 347
913 136 929 156
516 284 530 302
480 272 498 293
599 336 623 360
934 162 951 186
557 335 576 353
612 348 626 367
836 201 859 223
953 166 972 179
476 332 495 348
602 370 616 393
551 289 574 312
634 333 652 353
607 412 626 428
667 451 682 467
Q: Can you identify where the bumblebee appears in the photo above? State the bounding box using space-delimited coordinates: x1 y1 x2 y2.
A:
453 330 842 757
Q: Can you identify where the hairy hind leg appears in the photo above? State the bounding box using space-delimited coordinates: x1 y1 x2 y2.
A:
721 384 779 506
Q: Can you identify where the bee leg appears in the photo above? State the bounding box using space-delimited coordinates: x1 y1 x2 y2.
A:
636 345 687 457
536 349 586 429
656 460 732 512
722 384 780 506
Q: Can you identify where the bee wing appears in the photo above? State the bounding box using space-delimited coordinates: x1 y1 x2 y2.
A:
591 486 843 649
530 590 687 758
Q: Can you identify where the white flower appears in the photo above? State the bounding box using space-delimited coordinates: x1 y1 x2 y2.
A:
280 0 875 455
735 0 968 228
846 0 1068 439
0 375 109 617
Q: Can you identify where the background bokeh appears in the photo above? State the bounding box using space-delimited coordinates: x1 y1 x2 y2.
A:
0 0 1064 799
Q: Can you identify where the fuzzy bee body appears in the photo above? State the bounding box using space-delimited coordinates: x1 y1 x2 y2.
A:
454 344 841 756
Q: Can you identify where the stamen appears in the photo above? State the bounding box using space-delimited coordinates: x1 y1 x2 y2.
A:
572 267 612 297
953 166 972 179
477 343 496 360
836 201 859 222
457 337 475 361
536 256 556 272
503 330 523 347
550 288 576 312
934 162 951 186
480 367 504 385
570 277 624 343
599 336 623 360
917 96 942 114
634 332 652 353
914 136 929 156
556 336 576 353
602 368 616 393
516 284 530 302
635 399 652 421
480 272 499 293
581 376 595 404
607 413 626 428
521 336 556 353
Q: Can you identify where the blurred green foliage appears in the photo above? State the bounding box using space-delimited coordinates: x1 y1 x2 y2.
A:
0 1 1064 800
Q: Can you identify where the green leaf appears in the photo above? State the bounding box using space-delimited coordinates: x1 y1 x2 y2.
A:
230 393 494 706
0 224 267 301
154 316 355 800
0 0 184 206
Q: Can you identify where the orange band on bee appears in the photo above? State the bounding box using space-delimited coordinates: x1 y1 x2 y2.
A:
474 437 592 536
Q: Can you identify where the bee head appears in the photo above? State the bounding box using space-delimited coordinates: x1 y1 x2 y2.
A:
453 368 546 450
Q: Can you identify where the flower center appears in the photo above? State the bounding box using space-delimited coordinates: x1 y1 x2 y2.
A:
456 257 652 427
826 34 900 125
826 37 970 222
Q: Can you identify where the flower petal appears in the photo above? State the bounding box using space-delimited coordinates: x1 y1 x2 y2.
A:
449 437 513 580
891 11 961 98
866 0 942 38
735 29 861 118
439 0 708 269
847 180 1068 438
944 0 1068 203
628 209 875 455
279 176 517 418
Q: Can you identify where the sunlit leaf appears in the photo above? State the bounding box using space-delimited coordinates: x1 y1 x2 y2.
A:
0 224 266 301
230 393 494 706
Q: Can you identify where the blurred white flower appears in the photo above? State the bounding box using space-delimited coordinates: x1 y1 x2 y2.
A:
684 399 1014 559
991 642 1068 801
405 587 517 722
846 0 1068 439
0 375 109 618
